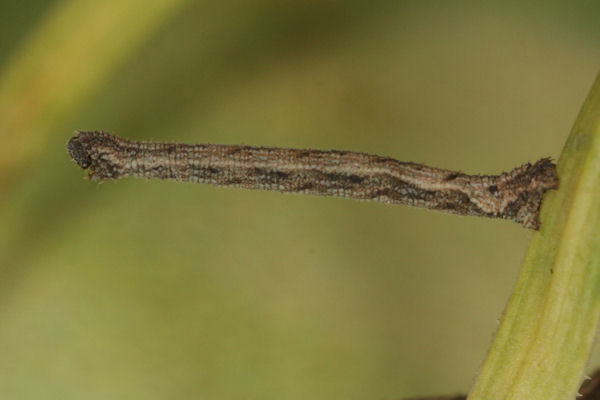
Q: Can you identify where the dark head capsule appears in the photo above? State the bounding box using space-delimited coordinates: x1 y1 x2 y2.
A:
67 135 92 169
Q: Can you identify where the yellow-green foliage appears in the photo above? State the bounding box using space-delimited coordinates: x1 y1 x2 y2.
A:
469 73 600 400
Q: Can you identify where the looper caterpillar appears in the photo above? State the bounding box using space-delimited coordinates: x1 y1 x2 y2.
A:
68 131 558 229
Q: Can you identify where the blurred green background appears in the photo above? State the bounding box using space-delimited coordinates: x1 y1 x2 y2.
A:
1 1 599 399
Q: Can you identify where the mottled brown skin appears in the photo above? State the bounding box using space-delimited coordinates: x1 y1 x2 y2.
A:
68 131 558 229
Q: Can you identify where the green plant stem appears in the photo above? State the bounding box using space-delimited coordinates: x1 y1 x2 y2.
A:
468 71 600 400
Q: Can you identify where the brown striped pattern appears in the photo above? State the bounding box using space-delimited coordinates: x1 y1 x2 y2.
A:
68 131 558 229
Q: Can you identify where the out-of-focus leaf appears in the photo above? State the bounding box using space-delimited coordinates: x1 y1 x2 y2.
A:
0 0 190 191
